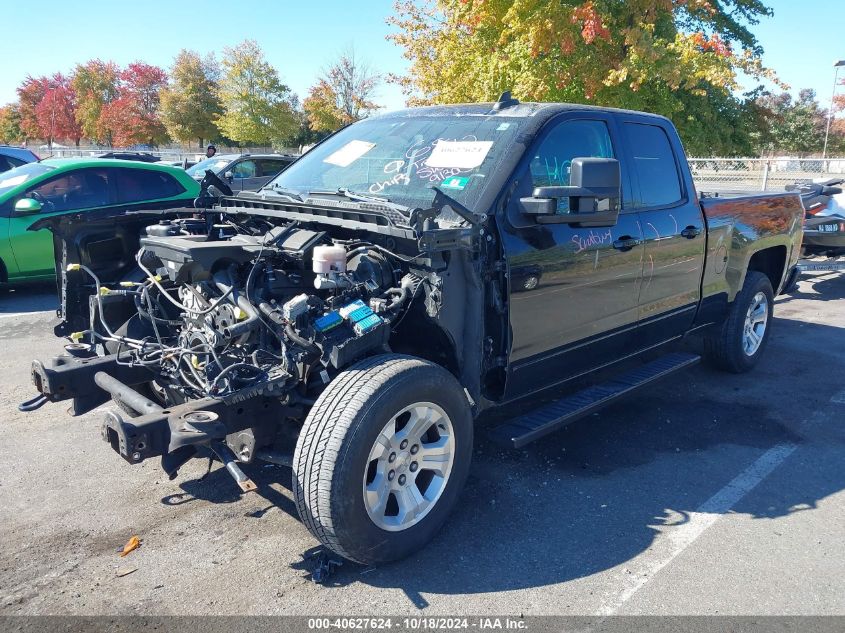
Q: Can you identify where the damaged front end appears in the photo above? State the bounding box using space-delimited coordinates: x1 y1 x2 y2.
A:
21 188 491 491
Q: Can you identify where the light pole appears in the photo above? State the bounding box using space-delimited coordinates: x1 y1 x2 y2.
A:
822 59 845 159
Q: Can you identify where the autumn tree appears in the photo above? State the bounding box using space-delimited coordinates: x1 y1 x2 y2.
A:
0 104 24 144
828 118 845 156
303 48 380 133
160 50 222 147
35 73 82 147
101 62 169 147
826 77 845 155
755 89 828 155
388 0 783 154
16 75 51 142
216 40 298 146
72 59 120 145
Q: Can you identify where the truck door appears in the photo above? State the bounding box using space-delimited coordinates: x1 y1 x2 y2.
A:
500 115 644 398
618 119 706 348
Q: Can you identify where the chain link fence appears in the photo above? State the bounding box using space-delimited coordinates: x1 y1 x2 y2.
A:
689 157 845 194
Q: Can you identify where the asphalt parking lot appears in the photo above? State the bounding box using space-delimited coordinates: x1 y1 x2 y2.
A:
1 271 844 616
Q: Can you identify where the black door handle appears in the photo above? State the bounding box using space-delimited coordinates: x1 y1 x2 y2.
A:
613 236 641 251
681 226 702 239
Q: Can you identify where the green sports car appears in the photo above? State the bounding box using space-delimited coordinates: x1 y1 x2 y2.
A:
0 158 200 284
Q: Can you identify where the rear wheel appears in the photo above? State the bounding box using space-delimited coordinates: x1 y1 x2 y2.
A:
522 275 539 291
704 271 774 373
293 354 472 565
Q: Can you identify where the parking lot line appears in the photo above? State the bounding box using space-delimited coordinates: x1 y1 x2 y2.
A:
599 440 800 615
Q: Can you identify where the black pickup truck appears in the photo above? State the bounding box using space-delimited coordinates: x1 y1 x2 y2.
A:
22 95 803 565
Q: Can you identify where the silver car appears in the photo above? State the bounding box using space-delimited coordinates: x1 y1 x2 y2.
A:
186 153 297 192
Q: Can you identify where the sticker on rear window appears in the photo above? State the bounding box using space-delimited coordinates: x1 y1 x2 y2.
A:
441 176 469 190
424 140 493 169
323 140 376 167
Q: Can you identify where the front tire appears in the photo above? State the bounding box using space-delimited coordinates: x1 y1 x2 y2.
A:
293 354 473 565
704 270 774 373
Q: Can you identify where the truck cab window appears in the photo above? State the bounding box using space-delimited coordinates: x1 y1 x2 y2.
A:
529 119 614 213
623 123 683 208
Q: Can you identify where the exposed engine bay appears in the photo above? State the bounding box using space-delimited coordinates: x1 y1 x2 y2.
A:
23 183 493 488
77 214 422 408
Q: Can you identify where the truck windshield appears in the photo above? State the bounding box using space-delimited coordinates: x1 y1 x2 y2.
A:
266 115 526 213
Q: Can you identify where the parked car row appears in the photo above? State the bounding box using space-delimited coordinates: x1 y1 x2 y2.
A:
0 149 298 184
186 153 298 192
0 150 298 286
0 159 200 284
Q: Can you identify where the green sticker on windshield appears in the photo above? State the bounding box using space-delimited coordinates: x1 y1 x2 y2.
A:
441 176 469 190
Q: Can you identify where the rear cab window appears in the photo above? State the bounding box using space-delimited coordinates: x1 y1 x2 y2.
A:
622 122 684 208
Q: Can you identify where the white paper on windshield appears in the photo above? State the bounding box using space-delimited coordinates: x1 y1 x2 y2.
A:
323 140 376 167
424 140 493 169
0 174 27 188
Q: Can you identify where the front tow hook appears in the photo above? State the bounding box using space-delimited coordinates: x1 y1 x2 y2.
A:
209 441 258 493
18 394 49 412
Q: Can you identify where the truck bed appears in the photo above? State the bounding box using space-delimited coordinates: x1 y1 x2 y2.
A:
698 190 803 302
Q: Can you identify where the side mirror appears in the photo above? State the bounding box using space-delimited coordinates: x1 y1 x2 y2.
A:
519 157 621 226
15 197 43 214
224 170 234 182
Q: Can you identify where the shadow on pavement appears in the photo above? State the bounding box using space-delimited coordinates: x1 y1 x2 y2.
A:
152 275 845 601
0 281 58 315
777 270 845 304
295 318 845 598
162 459 299 520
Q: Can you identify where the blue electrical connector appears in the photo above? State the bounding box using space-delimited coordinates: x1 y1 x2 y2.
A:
338 299 383 336
353 314 382 336
314 311 343 332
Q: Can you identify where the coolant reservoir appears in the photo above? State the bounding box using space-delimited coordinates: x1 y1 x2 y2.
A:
313 244 347 274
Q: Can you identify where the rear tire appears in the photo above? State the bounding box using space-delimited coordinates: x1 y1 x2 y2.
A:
293 354 473 565
704 271 774 373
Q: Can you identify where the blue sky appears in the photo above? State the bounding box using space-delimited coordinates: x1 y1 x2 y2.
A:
2 0 843 112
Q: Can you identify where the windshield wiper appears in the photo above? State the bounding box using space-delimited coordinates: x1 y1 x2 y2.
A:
308 188 411 214
265 183 304 202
